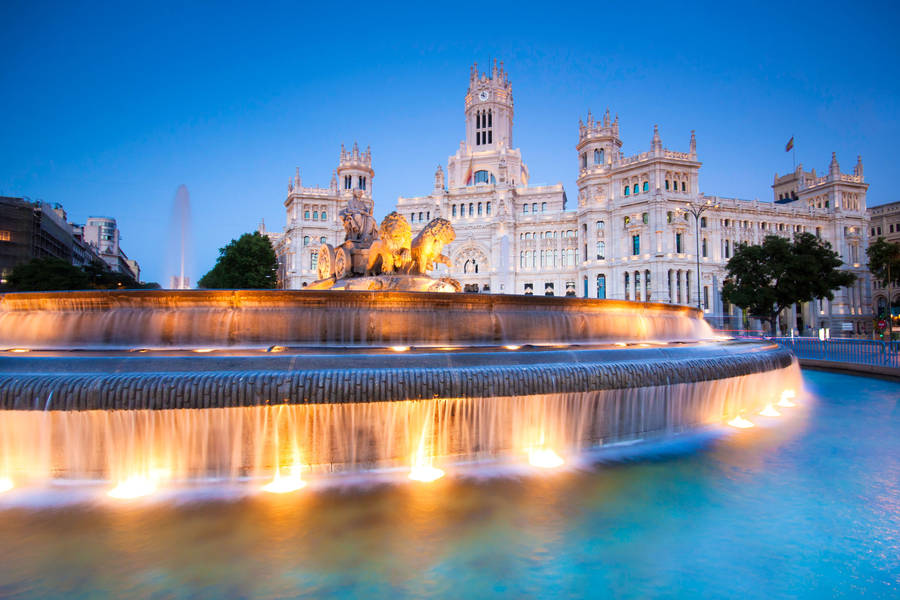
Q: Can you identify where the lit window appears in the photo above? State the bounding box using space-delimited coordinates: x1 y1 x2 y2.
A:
486 202 491 215
304 210 310 219
596 274 606 299
665 180 670 190
633 184 639 195
642 182 649 192
320 236 326 244
469 203 474 216
682 181 686 191
0 230 9 241
632 235 640 255
624 186 630 196
310 250 318 270
478 203 483 216
642 212 649 224
321 211 327 220
596 241 605 260
303 236 310 246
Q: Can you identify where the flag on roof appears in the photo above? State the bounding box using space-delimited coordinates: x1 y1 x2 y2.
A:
785 137 794 152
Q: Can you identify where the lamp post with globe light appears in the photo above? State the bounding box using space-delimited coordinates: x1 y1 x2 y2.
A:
681 199 718 312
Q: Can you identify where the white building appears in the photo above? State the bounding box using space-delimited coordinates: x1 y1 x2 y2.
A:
273 61 872 335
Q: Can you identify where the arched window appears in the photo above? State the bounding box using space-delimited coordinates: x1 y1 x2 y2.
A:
418 211 423 221
469 203 474 216
312 211 318 221
452 205 457 217
624 186 630 196
303 236 310 246
478 203 483 215
642 212 649 224
633 184 639 195
486 202 491 215
624 272 630 301
594 149 600 164
532 203 537 213
310 250 318 270
410 213 416 222
320 236 326 244
634 271 641 302
473 170 495 185
596 241 605 260
645 270 651 301
523 203 529 214
304 210 310 219
665 180 670 190
642 181 649 192
321 211 327 221
358 176 366 190
702 238 708 257
700 216 707 228
682 181 687 192
596 220 604 231
597 274 606 299
464 259 479 274
541 202 546 212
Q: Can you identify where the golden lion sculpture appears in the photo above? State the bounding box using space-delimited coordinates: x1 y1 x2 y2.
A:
366 212 412 275
405 218 455 275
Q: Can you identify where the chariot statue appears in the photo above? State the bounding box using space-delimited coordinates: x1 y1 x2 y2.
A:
309 192 459 292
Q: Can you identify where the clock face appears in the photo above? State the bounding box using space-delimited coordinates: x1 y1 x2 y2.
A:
479 90 489 101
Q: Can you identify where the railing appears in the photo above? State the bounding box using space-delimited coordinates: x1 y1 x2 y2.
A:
761 337 900 369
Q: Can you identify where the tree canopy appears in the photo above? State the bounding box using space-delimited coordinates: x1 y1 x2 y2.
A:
721 233 856 335
198 231 278 289
5 257 158 292
866 237 900 291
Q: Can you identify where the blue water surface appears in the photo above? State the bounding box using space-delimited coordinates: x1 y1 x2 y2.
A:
0 370 897 599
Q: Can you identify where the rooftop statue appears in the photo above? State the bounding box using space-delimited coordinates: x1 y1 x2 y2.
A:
309 194 459 292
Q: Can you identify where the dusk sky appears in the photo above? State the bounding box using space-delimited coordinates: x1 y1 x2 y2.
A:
2 1 898 285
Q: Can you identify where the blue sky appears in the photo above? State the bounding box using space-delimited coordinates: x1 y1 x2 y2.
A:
2 1 898 285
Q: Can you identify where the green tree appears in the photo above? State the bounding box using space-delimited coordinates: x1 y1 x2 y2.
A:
722 233 856 336
867 237 900 338
198 231 278 289
7 257 91 291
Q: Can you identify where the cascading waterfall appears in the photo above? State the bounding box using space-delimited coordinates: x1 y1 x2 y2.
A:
0 363 801 487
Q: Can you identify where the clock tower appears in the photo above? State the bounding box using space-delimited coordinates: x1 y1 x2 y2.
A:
465 60 514 151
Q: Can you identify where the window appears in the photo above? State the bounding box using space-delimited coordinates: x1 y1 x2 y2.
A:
676 232 683 254
0 230 10 241
523 203 529 214
724 240 731 258
593 149 600 164
703 286 709 310
344 175 352 190
524 283 533 295
700 216 707 228
310 250 318 270
632 235 640 255
486 202 491 215
642 182 649 192
635 271 641 301
358 176 366 190
419 212 423 221
596 274 606 299
665 180 670 190
303 236 310 246
304 210 310 219
596 220 605 231
541 202 546 212
532 203 537 213
544 282 554 296
452 205 457 217
410 213 416 222
624 272 630 301
633 184 639 195
702 238 708 257
478 203 483 216
312 211 318 221
473 170 495 185
624 186 630 196
642 212 649 224
520 252 525 268
596 241 605 260
681 181 686 192
469 203 474 216
321 211 327 221
645 270 651 301
581 153 588 169
320 236 326 244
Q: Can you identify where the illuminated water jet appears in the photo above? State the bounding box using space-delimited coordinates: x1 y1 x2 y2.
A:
262 467 307 494
0 477 13 493
527 447 564 469
108 476 157 499
759 404 781 417
778 389 797 408
727 415 755 429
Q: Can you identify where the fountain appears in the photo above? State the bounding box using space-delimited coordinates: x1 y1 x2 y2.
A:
0 208 801 495
166 184 192 290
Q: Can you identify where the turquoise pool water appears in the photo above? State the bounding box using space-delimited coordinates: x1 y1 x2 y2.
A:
0 370 897 598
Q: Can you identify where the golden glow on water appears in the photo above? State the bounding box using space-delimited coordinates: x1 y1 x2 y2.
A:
8 348 29 353
778 389 797 408
108 476 157 499
503 345 521 350
759 404 781 417
192 348 216 353
728 415 755 429
408 465 445 482
0 477 13 493
390 346 410 352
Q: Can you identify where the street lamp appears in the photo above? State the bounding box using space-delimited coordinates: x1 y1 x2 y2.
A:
682 199 718 312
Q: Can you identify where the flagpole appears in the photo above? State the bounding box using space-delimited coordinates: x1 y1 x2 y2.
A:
792 135 796 170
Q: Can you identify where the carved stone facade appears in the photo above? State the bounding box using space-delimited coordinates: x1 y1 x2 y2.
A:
272 61 873 335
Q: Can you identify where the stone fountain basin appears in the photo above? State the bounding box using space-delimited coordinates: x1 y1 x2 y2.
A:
0 341 793 410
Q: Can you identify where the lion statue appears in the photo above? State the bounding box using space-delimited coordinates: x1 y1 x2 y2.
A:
365 212 412 275
404 218 455 275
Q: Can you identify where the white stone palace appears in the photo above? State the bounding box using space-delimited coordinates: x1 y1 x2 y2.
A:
270 61 872 335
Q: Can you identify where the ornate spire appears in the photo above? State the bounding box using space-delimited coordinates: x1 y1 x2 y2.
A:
651 124 662 151
587 110 593 129
829 151 839 175
295 166 301 188
689 130 697 156
854 154 863 177
603 108 610 127
434 164 444 190
330 170 337 191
